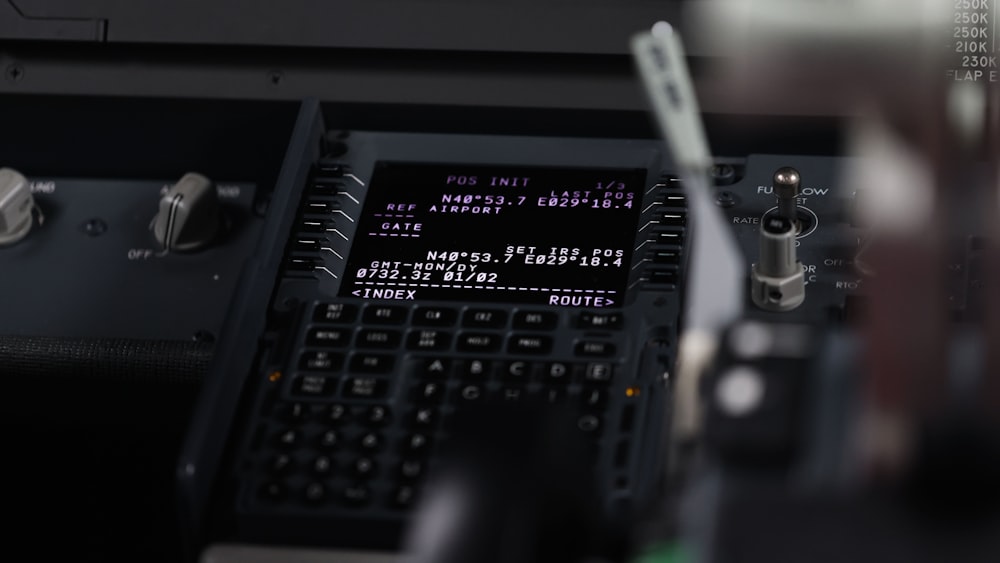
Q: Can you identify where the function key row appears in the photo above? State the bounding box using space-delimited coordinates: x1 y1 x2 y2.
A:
262 450 428 485
313 302 622 330
257 479 420 511
302 331 617 356
299 351 397 373
290 373 393 399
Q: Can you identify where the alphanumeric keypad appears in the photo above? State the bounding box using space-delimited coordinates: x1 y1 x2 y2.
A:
240 301 630 522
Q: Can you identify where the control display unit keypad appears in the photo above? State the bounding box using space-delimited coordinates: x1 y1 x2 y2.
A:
187 128 685 550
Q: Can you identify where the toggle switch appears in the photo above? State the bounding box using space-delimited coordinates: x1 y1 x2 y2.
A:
0 168 36 247
152 172 222 252
751 215 805 311
773 167 801 226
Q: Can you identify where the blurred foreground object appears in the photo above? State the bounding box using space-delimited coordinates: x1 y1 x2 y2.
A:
632 1 1000 561
402 403 624 563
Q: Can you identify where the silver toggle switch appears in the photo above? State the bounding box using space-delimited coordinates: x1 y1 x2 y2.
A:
751 215 805 311
152 172 221 252
773 167 801 226
0 168 36 247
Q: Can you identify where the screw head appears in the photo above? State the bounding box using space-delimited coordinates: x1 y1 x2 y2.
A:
5 64 25 83
716 190 739 208
81 218 108 237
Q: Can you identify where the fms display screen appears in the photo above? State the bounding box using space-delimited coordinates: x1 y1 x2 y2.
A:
340 163 647 308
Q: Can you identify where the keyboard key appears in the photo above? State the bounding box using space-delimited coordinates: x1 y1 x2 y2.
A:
544 362 572 384
391 485 417 508
359 432 382 451
287 257 322 272
324 403 349 424
580 387 608 409
457 333 501 352
356 329 403 349
304 482 327 504
299 350 343 371
349 354 395 374
498 385 526 402
463 309 507 328
267 454 294 474
539 387 566 404
403 433 432 454
274 429 299 448
343 376 389 399
361 405 391 425
583 362 614 383
258 481 285 502
411 407 437 427
310 178 346 195
502 361 532 382
314 303 358 323
291 375 336 397
362 305 408 324
457 383 485 402
461 359 491 379
406 329 452 351
300 219 333 233
512 310 558 330
272 402 310 422
414 381 446 403
508 334 553 354
399 460 424 480
318 429 340 449
353 457 377 477
577 414 602 433
306 327 351 347
343 484 371 506
312 455 334 475
577 312 623 329
418 357 451 378
413 306 458 326
574 340 617 357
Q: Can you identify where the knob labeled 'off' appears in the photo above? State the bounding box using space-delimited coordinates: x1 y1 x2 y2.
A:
152 172 221 252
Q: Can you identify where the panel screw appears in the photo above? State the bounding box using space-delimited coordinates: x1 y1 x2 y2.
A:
81 218 108 236
5 64 25 83
266 70 283 86
716 190 739 208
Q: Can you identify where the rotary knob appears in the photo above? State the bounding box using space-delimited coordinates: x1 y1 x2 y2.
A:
0 168 37 247
152 172 221 252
